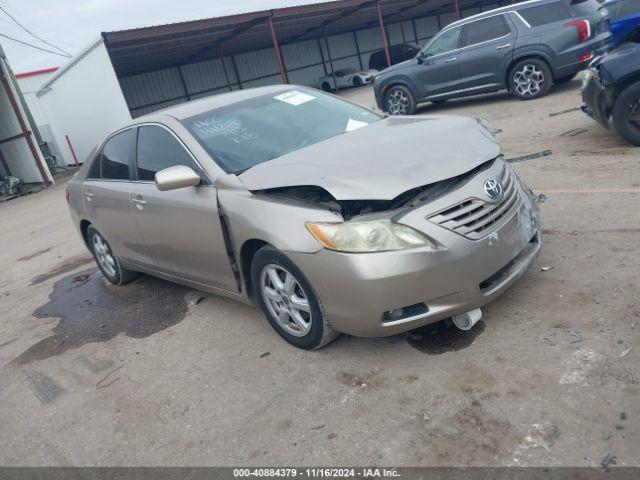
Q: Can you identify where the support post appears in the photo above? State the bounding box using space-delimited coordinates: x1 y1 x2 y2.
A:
65 135 80 168
377 1 392 68
317 38 328 76
454 0 461 20
220 53 233 92
323 31 339 93
177 66 191 101
0 69 50 186
268 16 288 84
353 32 364 70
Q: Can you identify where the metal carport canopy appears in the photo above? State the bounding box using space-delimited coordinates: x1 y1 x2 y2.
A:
102 0 482 78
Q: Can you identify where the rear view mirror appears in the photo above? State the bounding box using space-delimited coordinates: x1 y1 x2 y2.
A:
155 165 201 191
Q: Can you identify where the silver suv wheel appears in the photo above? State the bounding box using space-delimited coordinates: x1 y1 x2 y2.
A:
260 264 312 337
513 64 545 97
387 89 410 115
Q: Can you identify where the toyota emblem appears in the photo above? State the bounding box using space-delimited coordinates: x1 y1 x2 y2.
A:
483 179 503 200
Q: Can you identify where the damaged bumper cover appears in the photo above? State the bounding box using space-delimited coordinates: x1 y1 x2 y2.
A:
285 161 541 337
581 68 613 128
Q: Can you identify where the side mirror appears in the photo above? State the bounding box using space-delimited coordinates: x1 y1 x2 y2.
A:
155 165 201 191
417 52 427 64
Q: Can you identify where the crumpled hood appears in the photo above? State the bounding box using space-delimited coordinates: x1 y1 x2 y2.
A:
595 42 640 84
238 115 501 201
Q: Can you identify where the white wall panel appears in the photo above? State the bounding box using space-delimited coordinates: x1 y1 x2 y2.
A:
281 40 322 70
235 48 279 82
38 41 131 166
181 58 229 93
355 28 382 52
287 65 326 88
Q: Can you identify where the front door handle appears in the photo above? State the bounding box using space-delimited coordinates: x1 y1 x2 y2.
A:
444 57 457 63
132 198 147 210
496 43 512 50
84 192 94 201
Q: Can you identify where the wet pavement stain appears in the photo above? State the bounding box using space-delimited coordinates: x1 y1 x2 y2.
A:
30 255 94 286
16 268 191 364
407 320 486 354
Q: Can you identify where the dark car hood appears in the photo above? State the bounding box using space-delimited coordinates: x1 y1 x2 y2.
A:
238 115 501 201
594 42 640 83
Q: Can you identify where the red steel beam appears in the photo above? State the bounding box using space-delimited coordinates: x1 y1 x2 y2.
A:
268 15 289 84
65 135 81 168
323 31 339 93
377 0 392 68
0 70 50 186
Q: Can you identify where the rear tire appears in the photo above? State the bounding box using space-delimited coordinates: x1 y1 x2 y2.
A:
321 82 332 92
611 80 640 147
251 246 339 349
385 85 416 115
509 58 553 100
87 226 139 285
353 76 363 88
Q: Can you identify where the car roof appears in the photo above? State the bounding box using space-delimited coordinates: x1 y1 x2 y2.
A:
444 0 550 29
133 84 297 122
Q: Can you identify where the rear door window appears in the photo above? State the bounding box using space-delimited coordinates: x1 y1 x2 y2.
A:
519 2 572 26
424 26 462 56
100 129 136 181
463 15 511 46
135 125 204 182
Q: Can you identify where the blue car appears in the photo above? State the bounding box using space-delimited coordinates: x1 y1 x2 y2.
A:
602 0 640 46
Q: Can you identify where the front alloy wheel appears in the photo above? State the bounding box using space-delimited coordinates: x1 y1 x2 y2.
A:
385 85 416 115
260 264 312 337
87 225 138 285
251 246 339 349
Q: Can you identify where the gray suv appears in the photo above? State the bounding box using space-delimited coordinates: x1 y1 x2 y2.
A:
374 0 612 115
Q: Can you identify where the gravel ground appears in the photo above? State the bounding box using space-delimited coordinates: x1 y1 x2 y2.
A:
0 79 638 467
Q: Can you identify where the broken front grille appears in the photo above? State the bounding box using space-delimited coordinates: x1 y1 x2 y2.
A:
427 166 522 240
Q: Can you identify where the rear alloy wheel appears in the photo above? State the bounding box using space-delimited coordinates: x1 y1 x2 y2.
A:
385 85 416 115
612 80 640 147
87 226 138 285
251 246 339 349
509 59 552 100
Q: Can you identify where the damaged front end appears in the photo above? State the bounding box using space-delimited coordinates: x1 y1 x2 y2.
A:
252 157 499 222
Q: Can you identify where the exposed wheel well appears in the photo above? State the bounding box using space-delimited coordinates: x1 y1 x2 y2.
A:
505 56 554 90
240 239 269 298
80 220 92 249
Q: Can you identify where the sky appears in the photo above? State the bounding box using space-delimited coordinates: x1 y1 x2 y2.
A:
0 0 329 73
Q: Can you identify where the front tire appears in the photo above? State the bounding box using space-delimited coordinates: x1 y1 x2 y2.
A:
251 246 339 349
509 59 552 100
385 85 416 115
87 226 138 285
611 80 640 147
353 76 363 88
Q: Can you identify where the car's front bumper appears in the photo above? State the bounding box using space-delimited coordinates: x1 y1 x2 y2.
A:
287 162 541 337
581 68 611 128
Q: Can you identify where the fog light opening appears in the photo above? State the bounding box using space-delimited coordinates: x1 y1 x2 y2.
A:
382 303 428 323
452 308 483 331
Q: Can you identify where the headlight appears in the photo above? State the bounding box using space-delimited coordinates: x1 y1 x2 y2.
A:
306 220 437 253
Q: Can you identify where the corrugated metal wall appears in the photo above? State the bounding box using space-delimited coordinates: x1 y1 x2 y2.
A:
119 2 513 118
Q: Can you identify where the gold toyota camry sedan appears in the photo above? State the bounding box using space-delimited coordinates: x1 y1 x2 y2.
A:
67 85 541 349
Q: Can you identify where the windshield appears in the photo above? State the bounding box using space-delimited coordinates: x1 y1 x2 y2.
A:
183 89 382 173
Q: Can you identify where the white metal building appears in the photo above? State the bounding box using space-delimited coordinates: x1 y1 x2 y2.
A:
0 46 52 187
32 0 511 168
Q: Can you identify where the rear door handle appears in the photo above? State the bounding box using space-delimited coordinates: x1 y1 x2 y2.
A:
496 43 512 50
84 192 94 201
444 57 457 63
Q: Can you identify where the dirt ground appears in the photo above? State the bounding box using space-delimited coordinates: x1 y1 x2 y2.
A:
0 80 638 467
